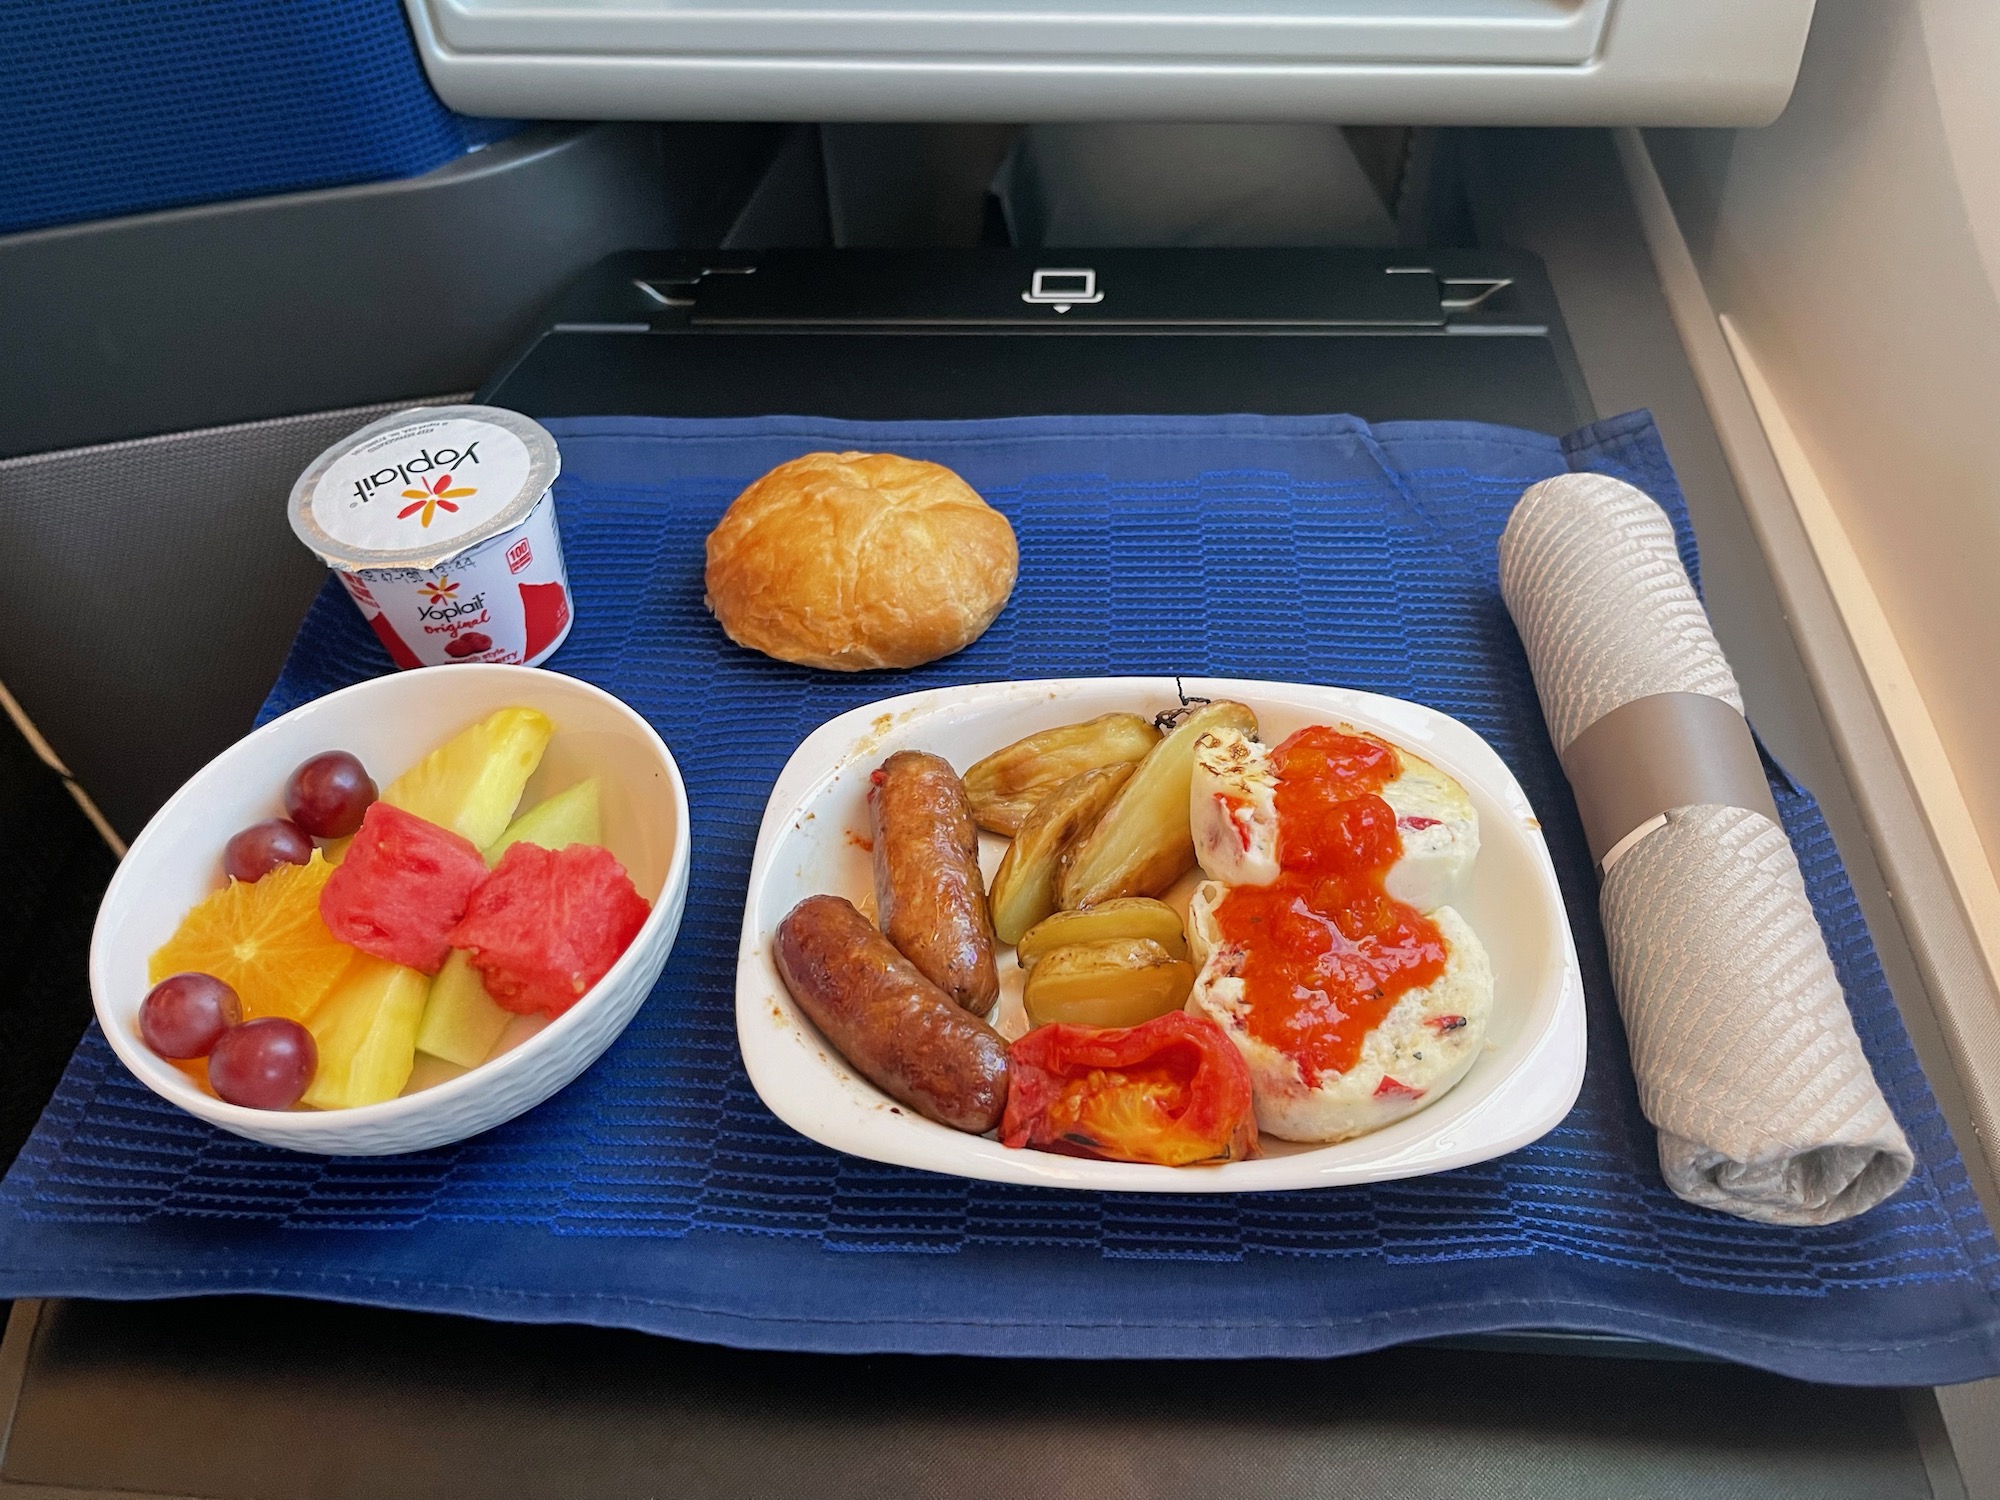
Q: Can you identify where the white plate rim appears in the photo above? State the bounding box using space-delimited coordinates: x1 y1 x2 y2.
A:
735 675 1586 1194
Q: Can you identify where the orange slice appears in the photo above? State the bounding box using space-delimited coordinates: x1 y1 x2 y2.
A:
149 852 357 1022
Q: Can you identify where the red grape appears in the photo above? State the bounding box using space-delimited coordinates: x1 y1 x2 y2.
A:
223 818 314 883
208 1017 316 1110
139 973 241 1058
284 751 377 839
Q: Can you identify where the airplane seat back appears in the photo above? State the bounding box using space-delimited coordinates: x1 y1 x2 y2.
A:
1 0 519 236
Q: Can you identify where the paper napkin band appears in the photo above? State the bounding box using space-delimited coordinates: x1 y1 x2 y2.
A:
1559 691 1781 868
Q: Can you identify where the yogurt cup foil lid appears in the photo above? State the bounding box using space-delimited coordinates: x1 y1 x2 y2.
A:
288 405 561 571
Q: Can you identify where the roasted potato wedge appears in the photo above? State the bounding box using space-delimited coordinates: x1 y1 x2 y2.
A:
963 712 1160 835
1015 897 1187 969
1056 700 1258 909
1022 937 1196 1030
988 762 1132 945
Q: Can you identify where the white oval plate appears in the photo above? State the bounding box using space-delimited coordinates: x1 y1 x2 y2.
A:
736 677 1585 1193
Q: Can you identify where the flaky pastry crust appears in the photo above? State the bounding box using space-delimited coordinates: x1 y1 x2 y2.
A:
704 451 1019 671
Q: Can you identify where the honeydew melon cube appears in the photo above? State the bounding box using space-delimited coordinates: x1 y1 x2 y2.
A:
483 778 602 866
415 949 514 1070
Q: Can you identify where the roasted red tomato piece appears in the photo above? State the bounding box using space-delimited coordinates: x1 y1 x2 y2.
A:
449 842 651 1018
1002 1011 1258 1167
319 801 487 974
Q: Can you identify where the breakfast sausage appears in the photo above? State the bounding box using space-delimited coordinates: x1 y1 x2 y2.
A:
775 895 1010 1134
869 750 1000 1013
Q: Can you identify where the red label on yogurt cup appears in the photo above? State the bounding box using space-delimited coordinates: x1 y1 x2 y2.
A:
290 406 573 668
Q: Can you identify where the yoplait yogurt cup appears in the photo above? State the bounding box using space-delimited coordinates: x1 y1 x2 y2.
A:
288 405 574 669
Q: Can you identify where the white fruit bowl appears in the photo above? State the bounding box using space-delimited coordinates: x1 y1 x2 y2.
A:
90 665 690 1155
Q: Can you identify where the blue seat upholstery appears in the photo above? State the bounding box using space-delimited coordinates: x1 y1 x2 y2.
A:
1 0 520 236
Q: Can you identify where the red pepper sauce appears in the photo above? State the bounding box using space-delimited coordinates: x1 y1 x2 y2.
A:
1213 727 1448 1085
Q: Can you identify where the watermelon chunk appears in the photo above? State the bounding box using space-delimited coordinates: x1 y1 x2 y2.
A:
448 843 651 1018
320 802 488 974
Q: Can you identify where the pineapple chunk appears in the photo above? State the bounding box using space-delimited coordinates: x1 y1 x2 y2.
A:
302 955 430 1109
483 778 602 865
382 707 553 848
415 949 514 1070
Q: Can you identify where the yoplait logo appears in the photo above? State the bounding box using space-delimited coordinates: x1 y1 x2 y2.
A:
349 443 482 527
416 574 487 622
398 473 477 529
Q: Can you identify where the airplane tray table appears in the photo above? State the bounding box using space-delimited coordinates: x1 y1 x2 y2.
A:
2 406 1997 1386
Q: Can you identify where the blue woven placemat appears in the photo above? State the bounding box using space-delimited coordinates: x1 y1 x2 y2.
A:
4 410 1997 1385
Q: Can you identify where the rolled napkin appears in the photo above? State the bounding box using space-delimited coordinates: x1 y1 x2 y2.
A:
1499 472 1913 1225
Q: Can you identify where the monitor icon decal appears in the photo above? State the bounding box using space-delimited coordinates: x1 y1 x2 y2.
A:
1021 268 1104 312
